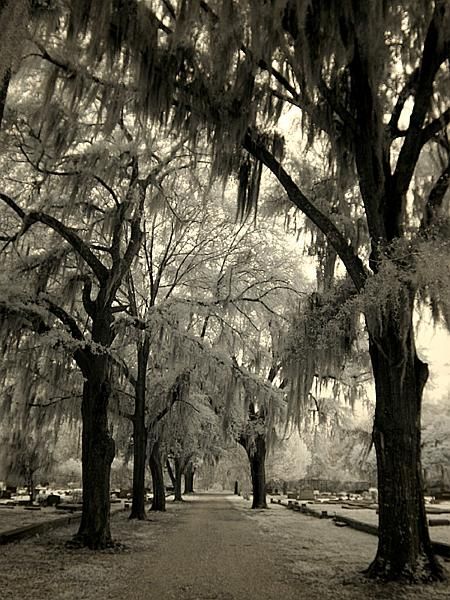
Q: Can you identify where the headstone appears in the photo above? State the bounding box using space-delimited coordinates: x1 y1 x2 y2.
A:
297 488 315 501
46 494 61 507
428 518 450 527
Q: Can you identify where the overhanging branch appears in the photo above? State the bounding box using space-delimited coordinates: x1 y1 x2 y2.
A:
242 131 367 292
0 192 109 283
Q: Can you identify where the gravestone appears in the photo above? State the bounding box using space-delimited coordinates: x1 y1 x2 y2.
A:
46 494 61 507
297 488 315 501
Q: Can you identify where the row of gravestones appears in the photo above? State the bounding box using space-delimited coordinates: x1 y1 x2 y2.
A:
286 489 315 501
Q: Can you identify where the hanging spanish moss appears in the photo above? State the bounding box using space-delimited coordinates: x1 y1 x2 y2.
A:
282 276 362 429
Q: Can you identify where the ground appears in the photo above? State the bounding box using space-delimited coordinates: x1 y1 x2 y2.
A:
1 493 449 599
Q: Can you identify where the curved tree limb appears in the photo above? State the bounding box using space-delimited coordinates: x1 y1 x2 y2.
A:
0 192 109 283
242 131 367 292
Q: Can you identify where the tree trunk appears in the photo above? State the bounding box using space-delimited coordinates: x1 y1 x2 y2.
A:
184 462 194 494
166 457 184 502
173 457 183 501
75 367 115 549
0 68 11 129
150 440 166 511
365 304 444 581
27 471 35 505
129 338 150 520
129 419 147 520
246 435 267 509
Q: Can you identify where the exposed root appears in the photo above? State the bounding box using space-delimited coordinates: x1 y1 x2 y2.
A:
363 553 447 583
65 533 125 552
128 512 147 521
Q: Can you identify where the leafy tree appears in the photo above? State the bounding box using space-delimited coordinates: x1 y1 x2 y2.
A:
266 431 310 484
0 83 149 547
1 429 53 502
109 135 195 520
115 175 306 510
74 0 449 580
3 0 449 580
422 395 450 492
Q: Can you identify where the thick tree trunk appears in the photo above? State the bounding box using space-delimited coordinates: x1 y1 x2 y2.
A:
184 462 195 494
75 368 115 549
129 338 150 520
365 305 444 581
150 441 166 511
247 435 267 509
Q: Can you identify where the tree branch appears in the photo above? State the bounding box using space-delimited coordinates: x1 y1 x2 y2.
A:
393 1 450 199
420 108 450 147
387 68 420 139
0 192 109 283
242 130 367 291
421 152 450 230
41 297 85 341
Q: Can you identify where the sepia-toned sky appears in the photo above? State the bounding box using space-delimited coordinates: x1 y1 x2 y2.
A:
416 313 450 403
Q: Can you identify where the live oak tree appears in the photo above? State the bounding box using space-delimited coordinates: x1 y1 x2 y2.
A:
56 0 450 580
0 81 150 546
3 0 450 581
203 258 302 509
1 423 54 503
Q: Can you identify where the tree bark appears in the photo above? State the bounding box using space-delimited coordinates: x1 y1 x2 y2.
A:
241 434 267 509
173 457 183 501
0 68 11 129
166 457 184 501
74 302 115 549
129 418 147 519
75 367 115 549
150 440 166 511
249 435 267 509
184 462 195 494
27 471 35 505
129 337 150 520
365 302 444 581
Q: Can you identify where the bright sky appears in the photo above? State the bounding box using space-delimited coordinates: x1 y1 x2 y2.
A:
416 312 450 403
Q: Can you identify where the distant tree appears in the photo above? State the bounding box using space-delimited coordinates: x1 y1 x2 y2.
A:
266 432 310 484
422 396 450 486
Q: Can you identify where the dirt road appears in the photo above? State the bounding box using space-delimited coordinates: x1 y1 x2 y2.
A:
121 493 299 600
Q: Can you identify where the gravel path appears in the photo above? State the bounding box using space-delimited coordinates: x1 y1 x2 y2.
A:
117 494 300 600
1 493 449 600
